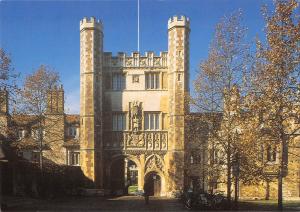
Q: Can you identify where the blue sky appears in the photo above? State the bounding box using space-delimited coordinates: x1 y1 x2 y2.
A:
0 0 272 113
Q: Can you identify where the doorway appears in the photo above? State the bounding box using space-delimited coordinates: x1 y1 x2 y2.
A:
145 172 161 196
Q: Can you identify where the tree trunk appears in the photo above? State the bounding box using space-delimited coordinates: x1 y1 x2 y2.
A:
39 122 43 171
234 175 238 208
265 180 270 200
39 139 43 171
227 144 232 204
278 171 283 210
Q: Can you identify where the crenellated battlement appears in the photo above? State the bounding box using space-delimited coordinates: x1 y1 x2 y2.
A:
80 16 102 31
103 51 168 68
168 15 190 30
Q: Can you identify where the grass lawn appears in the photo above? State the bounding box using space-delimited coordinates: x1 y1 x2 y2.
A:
128 185 138 194
238 199 300 211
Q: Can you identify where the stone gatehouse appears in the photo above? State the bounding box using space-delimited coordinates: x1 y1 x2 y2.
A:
79 16 190 196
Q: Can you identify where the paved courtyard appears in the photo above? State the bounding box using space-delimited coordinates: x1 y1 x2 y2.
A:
4 195 186 211
4 195 300 211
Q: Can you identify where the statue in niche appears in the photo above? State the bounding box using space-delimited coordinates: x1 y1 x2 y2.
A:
131 101 141 133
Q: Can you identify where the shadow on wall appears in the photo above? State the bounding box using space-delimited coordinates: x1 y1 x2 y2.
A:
1 142 94 199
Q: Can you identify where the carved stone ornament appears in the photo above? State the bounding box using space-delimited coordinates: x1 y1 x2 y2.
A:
126 58 133 66
154 58 161 66
140 58 147 66
127 133 145 147
132 75 139 83
146 154 164 172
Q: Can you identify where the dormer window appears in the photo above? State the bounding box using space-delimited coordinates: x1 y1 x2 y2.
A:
18 129 25 140
67 150 80 166
31 128 45 140
68 127 77 137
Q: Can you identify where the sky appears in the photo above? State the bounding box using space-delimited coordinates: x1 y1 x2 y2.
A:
0 0 274 114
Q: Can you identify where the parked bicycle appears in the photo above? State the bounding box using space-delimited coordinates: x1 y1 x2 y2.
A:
182 190 229 210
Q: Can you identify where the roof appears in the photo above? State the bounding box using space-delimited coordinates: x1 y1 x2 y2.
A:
11 114 40 126
11 137 50 150
63 137 80 148
65 114 80 125
10 114 80 127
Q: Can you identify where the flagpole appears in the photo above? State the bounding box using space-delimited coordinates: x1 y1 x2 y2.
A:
138 0 140 52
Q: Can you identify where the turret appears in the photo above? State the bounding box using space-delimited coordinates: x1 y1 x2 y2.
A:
167 15 190 195
79 16 104 187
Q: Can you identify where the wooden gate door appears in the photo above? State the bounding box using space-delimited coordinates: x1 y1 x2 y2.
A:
153 175 161 196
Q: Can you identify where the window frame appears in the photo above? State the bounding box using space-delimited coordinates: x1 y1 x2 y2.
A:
145 72 160 90
68 150 80 166
112 113 127 131
112 73 126 91
144 112 160 130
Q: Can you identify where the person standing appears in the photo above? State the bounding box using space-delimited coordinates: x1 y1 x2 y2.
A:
143 181 151 205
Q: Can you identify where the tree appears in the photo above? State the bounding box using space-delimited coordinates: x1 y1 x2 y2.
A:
14 65 63 170
192 10 252 204
0 48 18 87
0 48 18 137
248 0 300 209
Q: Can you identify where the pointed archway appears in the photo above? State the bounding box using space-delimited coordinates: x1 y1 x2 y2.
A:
144 171 161 196
108 154 141 195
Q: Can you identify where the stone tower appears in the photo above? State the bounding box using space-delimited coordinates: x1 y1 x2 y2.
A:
79 17 104 187
167 15 190 194
45 85 65 164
